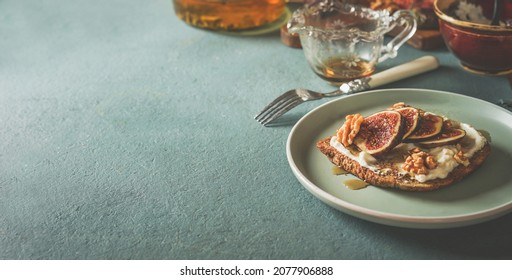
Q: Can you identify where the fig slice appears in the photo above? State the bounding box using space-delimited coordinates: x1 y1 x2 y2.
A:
354 110 404 157
395 107 420 139
404 113 443 142
417 128 466 148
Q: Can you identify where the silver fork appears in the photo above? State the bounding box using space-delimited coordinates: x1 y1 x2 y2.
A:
254 56 439 126
254 86 360 126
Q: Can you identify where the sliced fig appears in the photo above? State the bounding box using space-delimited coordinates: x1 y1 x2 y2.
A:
404 113 443 142
354 110 404 157
417 128 466 148
395 107 420 139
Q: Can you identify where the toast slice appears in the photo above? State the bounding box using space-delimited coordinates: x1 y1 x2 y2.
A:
317 103 491 191
317 136 491 191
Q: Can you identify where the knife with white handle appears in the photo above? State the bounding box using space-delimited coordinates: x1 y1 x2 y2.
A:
339 56 440 94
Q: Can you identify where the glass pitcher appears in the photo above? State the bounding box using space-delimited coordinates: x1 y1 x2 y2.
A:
288 0 417 84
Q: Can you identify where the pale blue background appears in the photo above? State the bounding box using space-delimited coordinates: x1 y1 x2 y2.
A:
1 0 512 259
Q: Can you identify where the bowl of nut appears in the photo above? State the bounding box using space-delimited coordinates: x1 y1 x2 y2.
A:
434 0 512 75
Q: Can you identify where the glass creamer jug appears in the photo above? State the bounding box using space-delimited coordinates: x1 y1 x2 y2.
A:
288 0 417 84
173 0 286 32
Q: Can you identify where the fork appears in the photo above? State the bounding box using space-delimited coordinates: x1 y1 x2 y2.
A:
254 56 439 126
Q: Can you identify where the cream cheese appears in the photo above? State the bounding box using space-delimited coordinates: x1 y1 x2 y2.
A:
330 122 487 183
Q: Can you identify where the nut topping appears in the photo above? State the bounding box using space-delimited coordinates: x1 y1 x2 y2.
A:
454 144 470 166
337 113 363 147
402 148 438 175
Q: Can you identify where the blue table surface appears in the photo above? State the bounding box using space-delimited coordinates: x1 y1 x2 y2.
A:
2 0 512 260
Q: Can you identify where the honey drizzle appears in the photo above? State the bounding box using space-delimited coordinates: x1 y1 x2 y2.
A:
330 166 367 190
331 166 348 175
344 179 369 190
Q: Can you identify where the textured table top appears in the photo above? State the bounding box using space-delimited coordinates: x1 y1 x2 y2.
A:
2 0 512 259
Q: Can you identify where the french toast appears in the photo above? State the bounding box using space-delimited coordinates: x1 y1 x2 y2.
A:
316 103 491 191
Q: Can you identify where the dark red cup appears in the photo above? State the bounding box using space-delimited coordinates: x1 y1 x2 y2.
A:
434 0 512 75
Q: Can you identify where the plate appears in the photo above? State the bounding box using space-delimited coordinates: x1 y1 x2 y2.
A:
286 88 512 229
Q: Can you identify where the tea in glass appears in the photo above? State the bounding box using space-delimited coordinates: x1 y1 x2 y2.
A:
172 0 286 31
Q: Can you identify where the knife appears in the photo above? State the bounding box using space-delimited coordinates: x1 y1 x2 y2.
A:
339 56 440 94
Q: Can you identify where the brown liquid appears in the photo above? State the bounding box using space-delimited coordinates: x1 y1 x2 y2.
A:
173 0 285 31
331 166 348 175
344 179 368 190
316 58 375 84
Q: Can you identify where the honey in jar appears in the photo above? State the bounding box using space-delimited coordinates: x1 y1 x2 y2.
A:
172 0 286 31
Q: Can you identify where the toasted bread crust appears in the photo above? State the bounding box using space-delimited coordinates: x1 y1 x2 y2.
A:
317 136 491 191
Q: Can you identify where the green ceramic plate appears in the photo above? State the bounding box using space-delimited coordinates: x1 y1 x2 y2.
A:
287 89 512 229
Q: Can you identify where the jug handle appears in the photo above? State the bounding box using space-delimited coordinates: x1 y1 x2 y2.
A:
378 10 417 63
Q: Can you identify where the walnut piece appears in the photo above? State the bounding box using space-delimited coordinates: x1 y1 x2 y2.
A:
402 148 438 175
454 144 470 166
337 113 363 147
